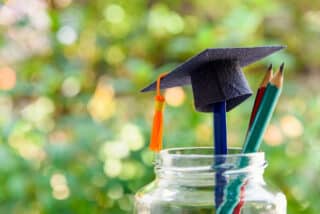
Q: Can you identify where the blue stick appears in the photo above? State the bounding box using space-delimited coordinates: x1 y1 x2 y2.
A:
213 101 227 210
213 101 227 155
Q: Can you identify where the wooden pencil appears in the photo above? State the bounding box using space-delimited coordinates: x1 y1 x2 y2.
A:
247 64 273 132
243 63 284 153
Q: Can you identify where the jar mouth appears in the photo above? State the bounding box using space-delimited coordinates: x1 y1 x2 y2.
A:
160 147 264 158
156 147 266 175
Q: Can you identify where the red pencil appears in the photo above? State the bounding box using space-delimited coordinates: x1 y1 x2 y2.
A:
234 64 273 214
247 64 273 132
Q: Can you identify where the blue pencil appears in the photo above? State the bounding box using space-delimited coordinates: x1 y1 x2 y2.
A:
213 101 227 209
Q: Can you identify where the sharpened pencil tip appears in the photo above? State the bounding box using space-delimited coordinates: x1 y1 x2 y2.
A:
260 64 274 87
279 63 284 73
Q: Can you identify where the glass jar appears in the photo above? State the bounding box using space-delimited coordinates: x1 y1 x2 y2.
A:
134 147 286 214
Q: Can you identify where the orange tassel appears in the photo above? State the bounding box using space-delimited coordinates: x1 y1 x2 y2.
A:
150 95 165 151
149 73 167 152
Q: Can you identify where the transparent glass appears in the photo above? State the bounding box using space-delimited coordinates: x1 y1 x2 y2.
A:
134 147 286 214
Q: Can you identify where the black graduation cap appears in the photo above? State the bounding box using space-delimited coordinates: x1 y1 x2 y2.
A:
141 46 285 112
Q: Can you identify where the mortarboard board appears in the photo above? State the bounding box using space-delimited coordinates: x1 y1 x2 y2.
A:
141 46 285 112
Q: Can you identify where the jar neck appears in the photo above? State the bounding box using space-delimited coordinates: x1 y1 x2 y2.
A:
155 147 266 186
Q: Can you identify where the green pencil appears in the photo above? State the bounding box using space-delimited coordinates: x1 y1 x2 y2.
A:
243 63 284 153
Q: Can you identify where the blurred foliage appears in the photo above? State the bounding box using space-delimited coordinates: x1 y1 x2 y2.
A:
0 0 319 213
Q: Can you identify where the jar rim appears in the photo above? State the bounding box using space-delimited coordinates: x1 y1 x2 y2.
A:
156 147 266 175
159 147 264 158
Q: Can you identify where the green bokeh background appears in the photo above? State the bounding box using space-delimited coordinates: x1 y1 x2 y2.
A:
0 0 319 213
